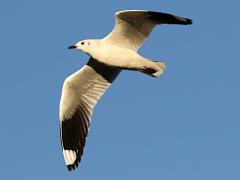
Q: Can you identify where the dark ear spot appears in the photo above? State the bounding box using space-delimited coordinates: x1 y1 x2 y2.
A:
81 42 85 45
88 42 90 46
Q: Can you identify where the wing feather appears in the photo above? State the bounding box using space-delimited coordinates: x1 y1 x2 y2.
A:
59 58 121 171
104 10 192 51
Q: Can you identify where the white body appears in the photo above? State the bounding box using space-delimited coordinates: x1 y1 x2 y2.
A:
88 40 160 72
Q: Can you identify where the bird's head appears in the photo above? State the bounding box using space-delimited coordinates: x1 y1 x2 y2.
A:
68 39 97 54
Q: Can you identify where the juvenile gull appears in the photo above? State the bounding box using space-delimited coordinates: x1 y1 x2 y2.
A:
60 10 192 171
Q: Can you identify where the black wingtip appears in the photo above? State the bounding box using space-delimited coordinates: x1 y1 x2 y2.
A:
185 18 193 25
147 11 193 25
67 162 79 171
67 165 74 171
66 156 80 171
174 16 193 25
65 152 81 172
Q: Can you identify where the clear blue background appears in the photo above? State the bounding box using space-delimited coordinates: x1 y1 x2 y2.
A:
1 0 239 179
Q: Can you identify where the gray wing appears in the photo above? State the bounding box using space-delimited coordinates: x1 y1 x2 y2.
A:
59 58 121 171
103 10 192 51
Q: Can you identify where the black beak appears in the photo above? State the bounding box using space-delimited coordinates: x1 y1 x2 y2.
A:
68 45 77 49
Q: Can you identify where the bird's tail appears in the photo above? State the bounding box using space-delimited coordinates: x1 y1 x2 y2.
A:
141 61 166 77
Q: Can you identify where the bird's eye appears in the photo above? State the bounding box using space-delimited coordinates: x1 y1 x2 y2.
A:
81 42 85 45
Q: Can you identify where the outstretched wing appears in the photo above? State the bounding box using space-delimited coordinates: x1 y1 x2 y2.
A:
59 58 121 171
104 10 192 51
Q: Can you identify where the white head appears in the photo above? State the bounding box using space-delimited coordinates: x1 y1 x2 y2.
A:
68 39 98 54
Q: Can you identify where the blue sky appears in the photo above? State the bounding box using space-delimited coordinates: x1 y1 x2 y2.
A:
1 0 240 179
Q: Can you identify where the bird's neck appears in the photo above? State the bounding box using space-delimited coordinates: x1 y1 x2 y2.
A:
88 39 101 54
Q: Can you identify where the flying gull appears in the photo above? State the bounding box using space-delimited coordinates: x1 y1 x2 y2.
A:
60 10 192 171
